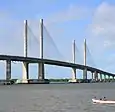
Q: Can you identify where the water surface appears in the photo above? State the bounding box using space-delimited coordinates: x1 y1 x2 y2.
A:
0 83 115 112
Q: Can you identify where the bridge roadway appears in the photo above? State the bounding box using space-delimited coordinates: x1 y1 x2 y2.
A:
0 55 114 76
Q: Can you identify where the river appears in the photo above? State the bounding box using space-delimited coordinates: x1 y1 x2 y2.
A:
0 83 115 112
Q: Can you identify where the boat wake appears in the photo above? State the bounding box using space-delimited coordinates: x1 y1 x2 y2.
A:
92 99 115 104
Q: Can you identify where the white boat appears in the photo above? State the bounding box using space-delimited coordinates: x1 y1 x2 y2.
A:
92 99 115 104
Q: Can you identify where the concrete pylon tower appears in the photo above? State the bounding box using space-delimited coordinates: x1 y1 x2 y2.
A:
72 40 76 79
38 19 45 80
24 20 28 57
69 40 77 83
39 19 43 59
83 38 87 79
73 40 76 64
84 39 86 66
22 20 29 83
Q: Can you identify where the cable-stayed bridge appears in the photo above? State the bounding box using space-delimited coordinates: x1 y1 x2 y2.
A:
0 19 115 83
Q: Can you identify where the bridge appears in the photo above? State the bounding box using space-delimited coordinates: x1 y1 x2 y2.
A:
1 19 115 83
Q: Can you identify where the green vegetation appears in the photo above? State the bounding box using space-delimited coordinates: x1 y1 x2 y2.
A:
7 78 115 84
49 78 69 82
49 78 115 83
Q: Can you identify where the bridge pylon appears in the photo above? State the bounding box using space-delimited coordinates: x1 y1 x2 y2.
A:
38 19 49 83
22 20 29 83
38 19 45 80
83 39 87 80
69 40 77 83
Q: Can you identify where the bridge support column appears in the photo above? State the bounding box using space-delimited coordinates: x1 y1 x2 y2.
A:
69 68 77 83
38 62 44 80
91 72 93 80
113 76 114 80
38 62 49 83
83 68 87 80
96 73 98 81
94 71 98 81
6 60 11 80
100 74 102 82
22 62 29 83
104 74 106 82
72 68 76 79
108 75 110 82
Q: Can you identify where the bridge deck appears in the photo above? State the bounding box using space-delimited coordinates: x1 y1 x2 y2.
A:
0 55 114 76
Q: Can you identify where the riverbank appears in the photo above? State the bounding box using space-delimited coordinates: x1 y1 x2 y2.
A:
0 78 115 85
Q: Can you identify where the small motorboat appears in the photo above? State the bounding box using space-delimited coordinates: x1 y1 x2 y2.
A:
92 99 115 104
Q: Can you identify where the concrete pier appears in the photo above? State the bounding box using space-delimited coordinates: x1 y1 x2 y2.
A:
6 60 11 80
69 68 77 83
22 62 29 83
100 73 102 81
104 75 106 82
72 68 76 80
108 75 110 80
83 68 87 79
94 71 98 81
38 62 44 79
96 73 98 81
91 72 93 80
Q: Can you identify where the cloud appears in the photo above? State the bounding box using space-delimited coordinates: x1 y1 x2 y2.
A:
0 11 41 58
0 11 23 55
88 2 115 50
45 4 89 25
87 2 115 72
40 4 92 62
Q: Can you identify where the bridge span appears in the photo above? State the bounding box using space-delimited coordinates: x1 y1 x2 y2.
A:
0 19 115 83
1 54 115 82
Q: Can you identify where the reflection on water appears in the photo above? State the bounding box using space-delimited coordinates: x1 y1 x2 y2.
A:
0 83 115 112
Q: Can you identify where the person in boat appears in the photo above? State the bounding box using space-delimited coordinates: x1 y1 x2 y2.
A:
94 97 96 99
103 97 107 101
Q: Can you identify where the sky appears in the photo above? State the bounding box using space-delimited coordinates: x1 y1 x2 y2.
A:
0 0 115 79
